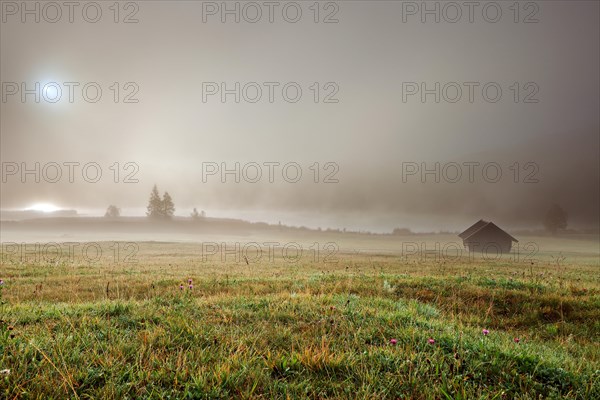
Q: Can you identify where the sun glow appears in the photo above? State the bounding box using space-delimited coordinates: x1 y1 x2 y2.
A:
25 203 61 213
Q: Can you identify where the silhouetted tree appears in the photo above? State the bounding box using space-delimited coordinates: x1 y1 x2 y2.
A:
190 208 207 220
162 192 175 218
544 204 568 235
104 205 121 218
146 185 163 218
393 227 412 235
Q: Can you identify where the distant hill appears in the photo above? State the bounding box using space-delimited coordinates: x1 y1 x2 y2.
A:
0 215 397 238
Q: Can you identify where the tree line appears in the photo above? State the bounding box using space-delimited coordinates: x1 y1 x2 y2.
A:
105 186 568 234
104 184 205 220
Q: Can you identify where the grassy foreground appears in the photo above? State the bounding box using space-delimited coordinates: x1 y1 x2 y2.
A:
1 241 599 399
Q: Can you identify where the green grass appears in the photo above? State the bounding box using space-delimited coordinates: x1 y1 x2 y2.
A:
1 241 599 399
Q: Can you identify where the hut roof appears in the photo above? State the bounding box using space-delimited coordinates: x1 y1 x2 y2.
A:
459 220 518 243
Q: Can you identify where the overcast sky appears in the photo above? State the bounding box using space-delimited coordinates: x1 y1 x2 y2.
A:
1 1 598 231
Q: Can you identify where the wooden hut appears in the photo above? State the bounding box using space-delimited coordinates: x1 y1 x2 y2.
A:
458 220 518 253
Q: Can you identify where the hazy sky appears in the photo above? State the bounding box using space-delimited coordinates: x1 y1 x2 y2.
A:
1 1 599 231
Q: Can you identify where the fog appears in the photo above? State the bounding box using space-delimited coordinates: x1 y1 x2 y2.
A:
1 1 599 233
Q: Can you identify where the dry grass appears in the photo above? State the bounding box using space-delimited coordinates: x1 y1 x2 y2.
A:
1 239 599 398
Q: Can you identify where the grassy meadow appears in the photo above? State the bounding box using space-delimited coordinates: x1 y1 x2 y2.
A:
1 234 599 399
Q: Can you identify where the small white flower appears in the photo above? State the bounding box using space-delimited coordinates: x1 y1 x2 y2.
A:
0 369 10 375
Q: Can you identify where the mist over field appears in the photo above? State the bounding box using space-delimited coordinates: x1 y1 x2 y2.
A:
1 1 599 233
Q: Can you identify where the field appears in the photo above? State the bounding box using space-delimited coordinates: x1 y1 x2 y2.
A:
1 234 599 399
